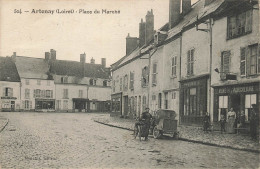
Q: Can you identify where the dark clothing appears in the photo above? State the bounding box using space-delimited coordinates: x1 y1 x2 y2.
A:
220 115 226 133
203 115 210 131
250 109 259 140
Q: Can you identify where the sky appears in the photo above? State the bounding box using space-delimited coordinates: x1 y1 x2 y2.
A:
0 0 198 66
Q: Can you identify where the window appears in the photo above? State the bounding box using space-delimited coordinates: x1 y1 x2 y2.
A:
141 66 149 87
218 96 228 121
187 49 194 76
25 100 30 110
34 89 41 98
130 72 134 90
37 80 41 85
123 75 128 91
249 45 258 75
46 90 52 98
47 80 50 86
61 77 68 83
90 79 96 86
171 56 177 77
26 79 30 85
221 51 231 73
245 94 257 121
63 89 68 99
103 80 107 87
25 89 30 99
79 90 83 98
152 63 157 85
4 87 13 97
241 44 260 76
120 78 122 91
227 10 252 39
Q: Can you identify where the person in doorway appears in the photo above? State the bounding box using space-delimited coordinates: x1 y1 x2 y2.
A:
220 113 226 134
227 108 236 134
203 112 210 132
238 110 246 128
250 104 259 141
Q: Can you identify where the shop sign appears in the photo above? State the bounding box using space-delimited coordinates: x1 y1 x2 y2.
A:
182 79 206 88
216 85 258 94
1 96 17 100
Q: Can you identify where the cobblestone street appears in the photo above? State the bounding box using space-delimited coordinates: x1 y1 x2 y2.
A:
0 112 259 169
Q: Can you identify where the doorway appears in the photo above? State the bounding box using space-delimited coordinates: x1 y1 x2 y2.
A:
230 94 241 113
123 96 128 116
11 101 15 111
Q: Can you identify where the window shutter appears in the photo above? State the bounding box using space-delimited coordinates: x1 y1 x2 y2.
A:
245 10 252 33
257 44 260 73
222 51 230 73
33 89 36 98
246 47 250 76
240 47 246 76
29 101 32 109
22 100 25 109
51 90 53 98
187 51 191 75
41 90 44 98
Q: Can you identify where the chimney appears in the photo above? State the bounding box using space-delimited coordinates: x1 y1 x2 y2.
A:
50 49 56 60
182 0 191 15
126 33 138 56
90 57 95 64
204 0 215 6
145 9 154 45
45 52 50 61
139 19 146 47
11 52 17 62
80 53 86 63
101 58 106 67
169 0 180 29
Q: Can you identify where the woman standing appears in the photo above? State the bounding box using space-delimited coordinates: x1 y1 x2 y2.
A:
227 108 236 134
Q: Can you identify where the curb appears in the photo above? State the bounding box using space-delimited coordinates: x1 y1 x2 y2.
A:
94 120 260 154
0 118 9 133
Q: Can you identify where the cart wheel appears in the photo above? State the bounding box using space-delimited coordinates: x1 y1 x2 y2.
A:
153 126 162 139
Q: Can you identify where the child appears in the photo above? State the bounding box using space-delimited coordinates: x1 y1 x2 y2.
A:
220 114 226 134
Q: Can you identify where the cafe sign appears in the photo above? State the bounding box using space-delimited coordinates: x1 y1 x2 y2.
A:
216 85 258 94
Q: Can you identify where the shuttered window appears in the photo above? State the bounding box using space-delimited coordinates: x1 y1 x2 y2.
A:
141 66 149 87
227 10 252 39
25 89 30 99
63 89 68 99
152 63 157 85
4 88 13 97
187 49 194 76
250 45 257 75
123 75 128 91
221 51 230 73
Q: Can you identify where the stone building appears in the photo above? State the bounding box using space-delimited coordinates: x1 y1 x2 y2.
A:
210 0 259 125
48 50 111 112
0 56 21 112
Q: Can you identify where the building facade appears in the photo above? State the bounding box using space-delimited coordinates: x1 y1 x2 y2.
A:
0 56 21 112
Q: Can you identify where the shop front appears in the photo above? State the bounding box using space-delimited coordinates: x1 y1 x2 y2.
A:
213 82 259 125
180 75 208 125
0 96 17 112
73 98 89 112
111 93 122 116
35 99 55 112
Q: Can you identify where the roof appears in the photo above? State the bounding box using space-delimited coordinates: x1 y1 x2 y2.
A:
166 0 225 41
0 56 20 82
14 56 50 79
51 60 110 79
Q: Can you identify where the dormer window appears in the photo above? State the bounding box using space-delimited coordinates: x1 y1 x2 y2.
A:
61 76 68 83
90 79 96 86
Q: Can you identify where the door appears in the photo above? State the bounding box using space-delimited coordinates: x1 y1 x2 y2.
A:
230 94 241 113
11 101 15 111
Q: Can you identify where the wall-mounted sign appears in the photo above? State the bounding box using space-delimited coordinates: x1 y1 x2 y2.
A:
215 84 259 94
1 97 17 100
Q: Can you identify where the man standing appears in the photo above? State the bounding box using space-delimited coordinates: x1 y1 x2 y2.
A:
250 104 259 141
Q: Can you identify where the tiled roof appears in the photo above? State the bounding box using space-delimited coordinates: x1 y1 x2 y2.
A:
14 56 50 79
0 57 20 82
51 60 110 79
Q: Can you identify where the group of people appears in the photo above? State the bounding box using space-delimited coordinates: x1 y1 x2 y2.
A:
203 104 259 140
